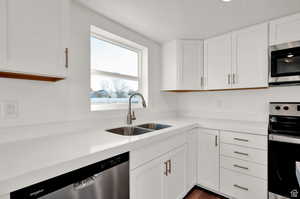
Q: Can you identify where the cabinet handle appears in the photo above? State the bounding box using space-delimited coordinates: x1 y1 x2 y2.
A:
233 164 249 170
168 160 171 174
234 151 249 156
233 184 249 191
65 48 69 68
232 74 236 84
215 135 218 147
234 138 249 142
201 76 204 88
227 74 231 85
164 161 168 176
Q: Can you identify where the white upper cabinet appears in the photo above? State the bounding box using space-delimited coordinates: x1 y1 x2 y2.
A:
0 0 7 67
232 23 269 88
204 33 232 90
197 129 220 191
0 0 70 77
270 13 300 46
162 40 204 90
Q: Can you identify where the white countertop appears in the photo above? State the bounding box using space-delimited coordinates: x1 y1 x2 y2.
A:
0 117 268 196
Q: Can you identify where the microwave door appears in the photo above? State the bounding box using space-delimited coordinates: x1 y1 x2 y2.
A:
270 46 300 84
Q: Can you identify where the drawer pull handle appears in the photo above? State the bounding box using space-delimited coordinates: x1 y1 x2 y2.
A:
234 151 249 156
164 161 168 176
234 138 249 142
215 135 218 147
168 160 171 174
233 164 249 170
234 184 249 191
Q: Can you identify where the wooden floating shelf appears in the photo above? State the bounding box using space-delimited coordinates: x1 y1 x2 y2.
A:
0 71 65 82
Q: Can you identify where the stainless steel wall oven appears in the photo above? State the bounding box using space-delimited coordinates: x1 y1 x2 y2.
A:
269 103 300 199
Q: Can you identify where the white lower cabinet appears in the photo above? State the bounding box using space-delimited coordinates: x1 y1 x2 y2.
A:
164 145 187 199
131 155 165 199
220 131 268 199
131 143 188 199
197 129 220 191
220 168 267 199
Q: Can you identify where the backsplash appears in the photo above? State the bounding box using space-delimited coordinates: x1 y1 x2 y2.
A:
177 86 300 122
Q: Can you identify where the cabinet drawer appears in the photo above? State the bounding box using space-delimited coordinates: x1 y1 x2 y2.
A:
220 168 267 199
221 131 267 150
221 143 267 165
221 156 267 180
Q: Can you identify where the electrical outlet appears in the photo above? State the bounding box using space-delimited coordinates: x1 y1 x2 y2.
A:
3 101 19 119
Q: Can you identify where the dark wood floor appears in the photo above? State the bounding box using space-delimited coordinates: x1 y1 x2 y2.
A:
185 188 225 199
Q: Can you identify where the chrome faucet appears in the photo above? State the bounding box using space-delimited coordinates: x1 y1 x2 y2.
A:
127 93 147 125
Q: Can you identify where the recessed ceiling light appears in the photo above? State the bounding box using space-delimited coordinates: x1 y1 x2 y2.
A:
221 0 232 2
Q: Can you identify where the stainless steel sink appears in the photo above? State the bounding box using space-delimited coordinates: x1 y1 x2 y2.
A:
137 123 172 130
106 123 172 136
106 126 153 136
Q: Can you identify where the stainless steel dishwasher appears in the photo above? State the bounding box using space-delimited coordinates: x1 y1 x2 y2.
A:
10 152 129 199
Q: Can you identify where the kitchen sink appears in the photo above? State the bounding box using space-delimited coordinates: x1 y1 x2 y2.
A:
106 123 172 136
106 126 153 136
137 123 172 130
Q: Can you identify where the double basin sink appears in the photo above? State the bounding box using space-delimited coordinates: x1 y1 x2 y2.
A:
106 123 172 136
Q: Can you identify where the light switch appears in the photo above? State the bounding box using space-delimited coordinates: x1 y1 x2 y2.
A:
3 101 19 119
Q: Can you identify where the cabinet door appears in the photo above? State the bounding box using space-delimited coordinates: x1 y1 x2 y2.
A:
232 23 268 88
187 128 198 189
204 34 232 90
164 145 188 199
131 156 164 199
270 13 300 45
180 40 204 90
197 129 220 191
2 0 69 76
0 0 7 67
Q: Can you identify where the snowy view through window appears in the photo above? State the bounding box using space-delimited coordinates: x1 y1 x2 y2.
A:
90 36 140 107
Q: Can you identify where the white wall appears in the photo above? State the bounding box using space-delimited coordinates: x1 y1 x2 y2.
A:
0 1 177 129
177 86 300 122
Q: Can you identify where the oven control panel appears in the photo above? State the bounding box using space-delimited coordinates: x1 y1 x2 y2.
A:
270 103 300 117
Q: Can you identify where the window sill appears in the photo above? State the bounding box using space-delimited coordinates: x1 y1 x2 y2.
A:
91 103 144 112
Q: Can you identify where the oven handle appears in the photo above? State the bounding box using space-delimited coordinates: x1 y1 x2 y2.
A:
269 134 300 144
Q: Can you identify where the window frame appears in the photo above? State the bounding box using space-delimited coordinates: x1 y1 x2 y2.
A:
90 29 145 111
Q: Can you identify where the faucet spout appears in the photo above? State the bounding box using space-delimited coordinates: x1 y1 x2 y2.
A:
127 93 147 125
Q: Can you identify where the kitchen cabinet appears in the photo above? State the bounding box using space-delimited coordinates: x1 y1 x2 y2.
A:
162 40 204 90
232 23 268 88
220 131 268 199
0 0 69 77
204 23 268 90
270 13 300 46
0 0 6 68
164 145 187 199
131 155 164 199
131 144 187 199
187 128 198 189
197 129 220 191
204 33 232 90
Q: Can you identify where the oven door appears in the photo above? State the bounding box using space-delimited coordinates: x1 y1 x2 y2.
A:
269 135 300 198
269 44 300 85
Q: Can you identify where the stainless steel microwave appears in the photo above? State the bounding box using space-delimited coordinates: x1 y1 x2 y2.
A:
269 41 300 86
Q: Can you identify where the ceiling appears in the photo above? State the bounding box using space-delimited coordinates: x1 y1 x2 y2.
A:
78 0 300 43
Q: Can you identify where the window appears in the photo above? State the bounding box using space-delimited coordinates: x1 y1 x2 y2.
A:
90 26 147 111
